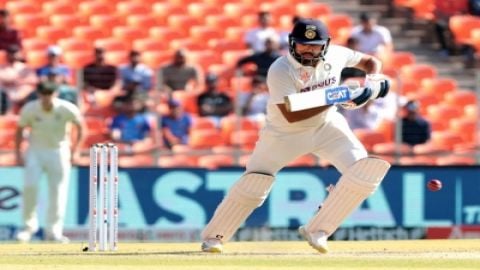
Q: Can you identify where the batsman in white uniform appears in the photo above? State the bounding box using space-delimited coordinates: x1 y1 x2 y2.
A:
201 18 391 253
15 81 84 243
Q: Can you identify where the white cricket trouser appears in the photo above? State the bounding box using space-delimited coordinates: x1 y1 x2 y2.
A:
246 110 368 175
22 146 71 238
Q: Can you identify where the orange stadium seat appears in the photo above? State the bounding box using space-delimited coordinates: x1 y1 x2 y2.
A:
191 117 217 131
444 89 477 107
73 26 108 41
421 78 457 97
112 26 148 46
230 76 253 92
431 130 464 150
449 118 477 144
78 1 114 17
118 154 155 168
168 15 203 32
354 129 387 152
187 3 222 19
230 130 259 150
208 39 247 54
25 50 47 69
0 152 16 167
222 50 252 67
94 38 130 52
158 155 198 168
381 51 416 70
205 15 241 31
223 3 257 18
0 51 5 65
398 79 420 96
141 50 173 69
116 1 150 17
22 38 49 52
189 26 224 43
0 115 19 131
211 145 236 155
411 93 440 114
398 155 437 166
449 15 480 45
50 14 88 30
241 14 261 29
412 142 449 155
171 90 198 114
58 38 93 53
220 115 259 144
426 104 463 123
90 15 124 34
372 142 413 156
170 38 207 51
225 27 249 44
152 2 186 25
187 50 222 71
149 26 186 41
295 2 331 18
133 38 169 52
104 51 129 66
436 155 476 166
62 51 94 69
472 28 480 51
197 154 235 169
6 1 40 14
42 1 76 15
401 64 437 83
189 129 224 149
35 25 70 44
463 104 477 120
259 2 294 19
13 14 49 39
127 14 162 30
428 119 449 132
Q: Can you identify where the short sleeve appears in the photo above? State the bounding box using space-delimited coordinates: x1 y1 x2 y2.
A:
266 61 297 104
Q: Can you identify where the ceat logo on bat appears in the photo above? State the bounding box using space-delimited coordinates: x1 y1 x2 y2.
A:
325 86 350 104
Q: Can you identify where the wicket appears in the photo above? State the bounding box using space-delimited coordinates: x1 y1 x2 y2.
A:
88 143 119 252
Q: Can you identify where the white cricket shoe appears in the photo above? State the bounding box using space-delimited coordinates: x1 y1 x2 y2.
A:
16 229 35 243
298 226 329 254
45 232 70 244
201 238 223 253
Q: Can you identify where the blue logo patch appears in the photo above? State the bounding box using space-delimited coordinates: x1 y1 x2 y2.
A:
325 86 350 104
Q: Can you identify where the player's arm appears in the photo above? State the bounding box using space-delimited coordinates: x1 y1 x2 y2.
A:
277 104 331 123
70 121 85 162
14 126 24 165
352 54 382 74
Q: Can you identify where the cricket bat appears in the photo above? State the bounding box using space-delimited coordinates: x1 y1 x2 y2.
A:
284 85 352 112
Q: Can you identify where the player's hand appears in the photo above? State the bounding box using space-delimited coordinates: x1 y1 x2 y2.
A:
365 74 390 99
339 86 372 110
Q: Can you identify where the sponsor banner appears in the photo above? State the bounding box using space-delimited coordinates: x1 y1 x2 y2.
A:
0 166 479 241
426 226 480 239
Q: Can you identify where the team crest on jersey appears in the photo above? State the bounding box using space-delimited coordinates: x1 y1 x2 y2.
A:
299 70 312 83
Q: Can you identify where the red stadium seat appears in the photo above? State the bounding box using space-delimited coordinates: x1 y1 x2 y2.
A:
189 129 224 149
22 38 49 52
287 155 317 167
6 1 40 14
295 2 331 18
78 1 114 17
141 50 173 69
197 154 235 169
158 155 198 168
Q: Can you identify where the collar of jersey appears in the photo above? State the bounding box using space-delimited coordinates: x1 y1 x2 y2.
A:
286 53 317 71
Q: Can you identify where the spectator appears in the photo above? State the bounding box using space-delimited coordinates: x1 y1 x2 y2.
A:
109 96 154 146
350 12 393 55
279 15 302 50
161 99 192 149
119 50 153 93
470 0 480 16
36 46 71 84
15 81 84 243
0 9 22 52
244 11 281 53
83 48 118 92
160 49 200 93
236 38 282 78
432 0 469 56
28 70 78 105
401 100 431 146
197 74 233 126
0 45 37 114
238 76 269 123
340 37 366 82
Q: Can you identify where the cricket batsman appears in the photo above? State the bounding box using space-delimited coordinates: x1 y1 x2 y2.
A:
201 18 391 253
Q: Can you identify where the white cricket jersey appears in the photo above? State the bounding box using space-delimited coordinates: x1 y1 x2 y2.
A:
18 98 83 149
350 25 392 54
266 44 364 130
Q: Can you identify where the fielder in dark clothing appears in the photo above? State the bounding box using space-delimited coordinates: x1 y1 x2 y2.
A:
401 100 431 146
236 38 281 78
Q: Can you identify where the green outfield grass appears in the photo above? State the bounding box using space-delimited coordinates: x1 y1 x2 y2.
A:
0 240 479 270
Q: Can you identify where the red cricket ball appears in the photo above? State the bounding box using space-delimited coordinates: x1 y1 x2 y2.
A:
427 179 442 192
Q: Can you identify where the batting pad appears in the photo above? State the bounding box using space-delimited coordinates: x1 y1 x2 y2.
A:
201 173 274 242
305 157 390 236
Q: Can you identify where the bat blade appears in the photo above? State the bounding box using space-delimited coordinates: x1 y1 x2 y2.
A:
284 85 351 112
